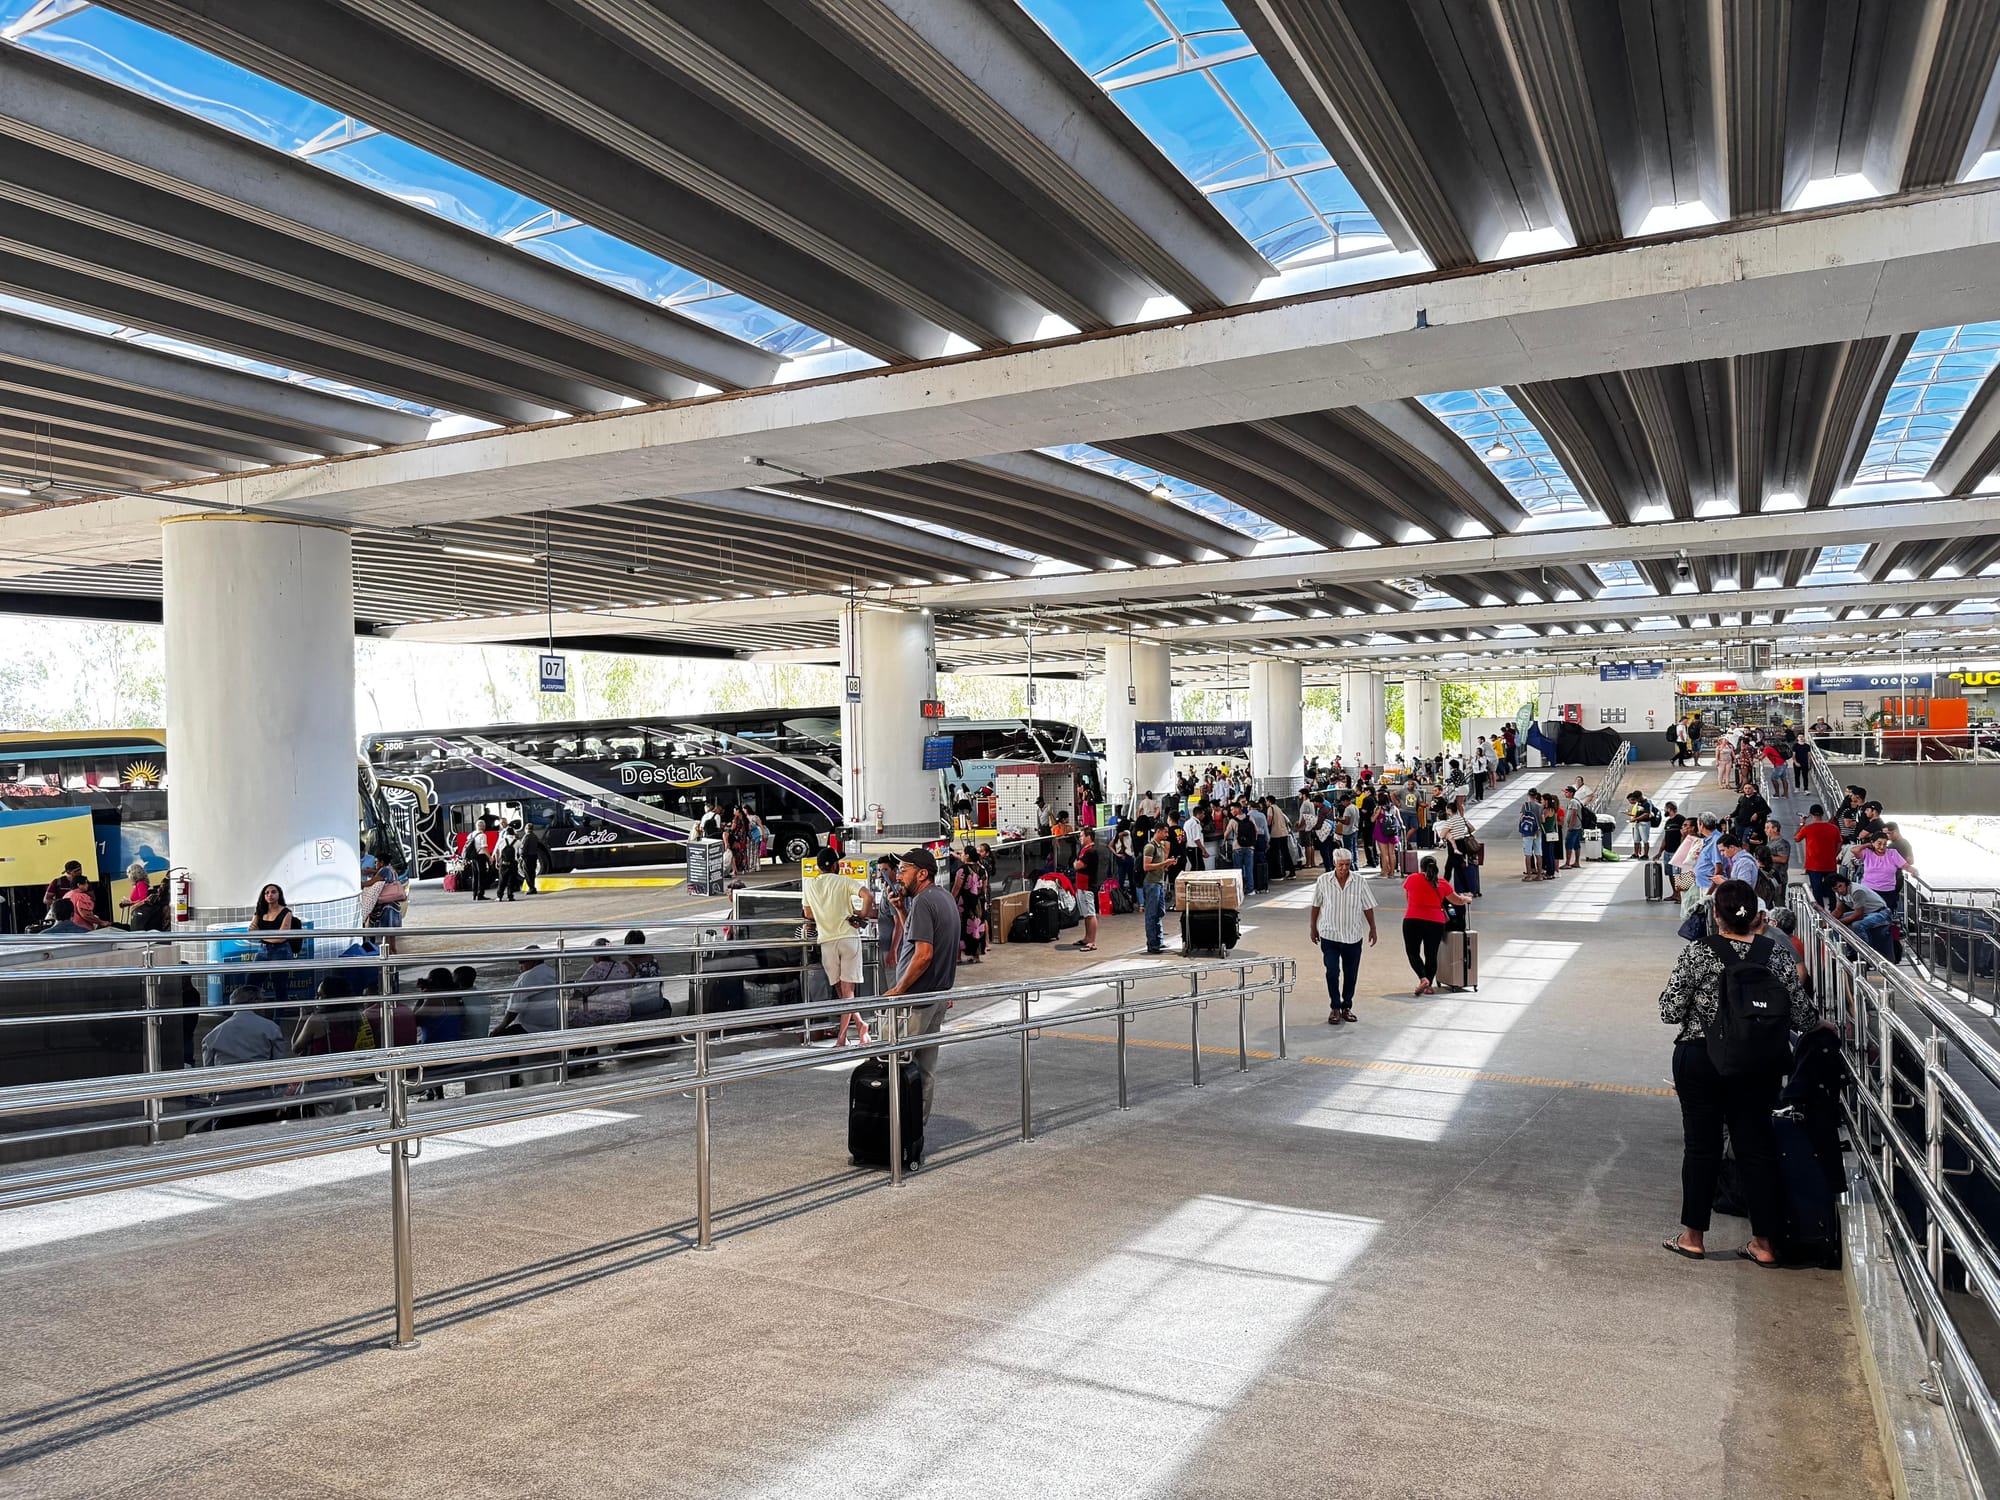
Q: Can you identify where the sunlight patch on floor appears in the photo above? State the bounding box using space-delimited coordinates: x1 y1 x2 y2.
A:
0 1109 635 1254
735 1195 1379 1499
1293 939 1579 1140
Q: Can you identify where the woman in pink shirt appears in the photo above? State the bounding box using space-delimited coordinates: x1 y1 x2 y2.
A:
1856 833 1910 913
1401 855 1471 996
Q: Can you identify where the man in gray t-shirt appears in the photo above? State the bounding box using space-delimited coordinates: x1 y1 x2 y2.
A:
882 846 959 1122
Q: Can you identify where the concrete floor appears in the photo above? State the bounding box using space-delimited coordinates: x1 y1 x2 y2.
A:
0 761 1889 1498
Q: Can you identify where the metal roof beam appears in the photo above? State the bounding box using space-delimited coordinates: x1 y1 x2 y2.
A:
109 0 952 361
0 310 425 449
0 46 772 392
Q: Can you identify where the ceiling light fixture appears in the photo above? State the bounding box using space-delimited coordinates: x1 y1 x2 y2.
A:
441 544 538 565
1485 441 1510 460
1148 481 1173 501
0 484 29 497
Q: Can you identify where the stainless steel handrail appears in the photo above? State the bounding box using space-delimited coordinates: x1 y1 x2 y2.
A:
0 953 1294 1348
1791 889 2000 1483
0 917 887 1151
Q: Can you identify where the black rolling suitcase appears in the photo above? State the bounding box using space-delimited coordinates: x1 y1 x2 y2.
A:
1772 1112 1841 1268
848 1054 925 1169
1644 861 1666 902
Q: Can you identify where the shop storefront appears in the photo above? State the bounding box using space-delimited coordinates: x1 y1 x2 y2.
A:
1675 676 1806 730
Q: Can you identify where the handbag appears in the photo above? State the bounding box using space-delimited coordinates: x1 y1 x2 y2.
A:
1677 905 1709 942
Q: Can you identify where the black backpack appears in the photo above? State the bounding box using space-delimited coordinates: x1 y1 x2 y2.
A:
1235 817 1257 849
1704 936 1793 1076
1577 804 1598 830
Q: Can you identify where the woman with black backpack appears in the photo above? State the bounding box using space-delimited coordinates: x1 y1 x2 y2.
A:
1658 879 1817 1265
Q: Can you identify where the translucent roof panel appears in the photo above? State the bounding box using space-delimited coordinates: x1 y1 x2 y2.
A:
1 1 834 362
1855 323 2000 483
1806 543 1870 581
1015 0 1385 267
1041 442 1288 540
1416 388 1588 514
1589 560 1651 591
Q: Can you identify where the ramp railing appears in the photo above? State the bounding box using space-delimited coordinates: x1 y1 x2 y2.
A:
1792 891 2000 1491
0 926 1292 1348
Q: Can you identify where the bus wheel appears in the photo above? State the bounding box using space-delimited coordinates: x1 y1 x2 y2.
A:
780 832 817 864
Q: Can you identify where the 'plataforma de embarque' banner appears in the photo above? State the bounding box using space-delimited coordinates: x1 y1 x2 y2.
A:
1134 721 1253 754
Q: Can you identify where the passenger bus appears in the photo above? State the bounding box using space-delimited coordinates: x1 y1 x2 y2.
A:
364 711 1102 875
0 729 408 915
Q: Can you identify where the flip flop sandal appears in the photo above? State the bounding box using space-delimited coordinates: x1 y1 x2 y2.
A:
1663 1238 1705 1260
1737 1250 1781 1268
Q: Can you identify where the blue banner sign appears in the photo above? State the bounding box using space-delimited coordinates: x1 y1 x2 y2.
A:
1598 661 1666 682
920 734 955 771
1135 721 1252 754
1809 671 1935 693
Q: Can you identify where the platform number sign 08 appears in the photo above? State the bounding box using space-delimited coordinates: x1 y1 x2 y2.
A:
539 654 567 694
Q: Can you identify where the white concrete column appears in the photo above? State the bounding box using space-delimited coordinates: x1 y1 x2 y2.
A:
1339 671 1385 765
1102 639 1172 812
839 606 940 836
162 514 358 931
1249 659 1304 794
1402 678 1444 760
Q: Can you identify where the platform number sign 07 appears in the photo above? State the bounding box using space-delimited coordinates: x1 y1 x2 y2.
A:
539 654 567 694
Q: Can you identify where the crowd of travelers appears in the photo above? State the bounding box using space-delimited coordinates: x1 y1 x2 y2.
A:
1656 724 1926 1267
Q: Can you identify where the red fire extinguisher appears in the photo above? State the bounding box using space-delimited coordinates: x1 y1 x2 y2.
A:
170 867 192 924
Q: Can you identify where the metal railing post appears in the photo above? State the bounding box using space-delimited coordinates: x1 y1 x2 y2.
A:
1879 999 1897 1196
1924 1029 1947 1392
1114 978 1129 1110
1237 964 1249 1073
1276 959 1289 1059
386 1065 418 1349
1190 990 1203 1088
886 1006 904 1186
555 949 570 1087
1019 991 1033 1142
142 945 162 1147
695 1030 714 1243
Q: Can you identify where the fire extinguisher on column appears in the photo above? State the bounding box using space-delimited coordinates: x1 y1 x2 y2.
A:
169 867 192 925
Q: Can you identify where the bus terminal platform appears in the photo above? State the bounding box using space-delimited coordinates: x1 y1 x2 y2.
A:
0 760 1900 1499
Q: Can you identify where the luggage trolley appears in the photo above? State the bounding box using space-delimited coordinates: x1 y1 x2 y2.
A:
1178 874 1239 958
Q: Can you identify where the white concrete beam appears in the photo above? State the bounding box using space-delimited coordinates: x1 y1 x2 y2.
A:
75 185 2000 535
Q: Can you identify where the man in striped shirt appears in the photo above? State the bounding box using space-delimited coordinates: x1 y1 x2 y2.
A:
1309 847 1379 1024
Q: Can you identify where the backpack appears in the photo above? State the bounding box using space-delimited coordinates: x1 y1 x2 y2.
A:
1235 818 1257 849
1518 809 1540 837
1578 805 1598 831
1704 936 1794 1077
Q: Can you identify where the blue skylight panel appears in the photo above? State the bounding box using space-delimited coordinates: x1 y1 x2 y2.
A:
3 2 832 365
1805 543 1869 580
1855 323 2000 483
1589 560 1650 591
1015 0 1380 267
1417 388 1588 514
1041 442 1287 540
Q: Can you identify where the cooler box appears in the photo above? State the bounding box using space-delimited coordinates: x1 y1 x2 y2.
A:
993 890 1030 943
1174 868 1242 910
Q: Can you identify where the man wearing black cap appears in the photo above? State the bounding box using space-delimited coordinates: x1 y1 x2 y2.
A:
880 846 959 1124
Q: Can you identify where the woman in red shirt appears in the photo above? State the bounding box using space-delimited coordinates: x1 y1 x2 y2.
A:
1401 855 1471 996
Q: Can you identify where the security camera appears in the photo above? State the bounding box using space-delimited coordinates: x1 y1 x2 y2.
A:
1674 549 1692 582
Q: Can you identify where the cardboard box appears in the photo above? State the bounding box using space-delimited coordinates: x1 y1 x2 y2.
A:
1174 869 1242 910
993 889 1030 943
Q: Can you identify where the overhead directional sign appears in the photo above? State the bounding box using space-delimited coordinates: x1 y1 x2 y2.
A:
1135 721 1252 754
538 654 567 694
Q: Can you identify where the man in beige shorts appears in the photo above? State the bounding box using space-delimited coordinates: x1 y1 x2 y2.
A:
803 849 877 1045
